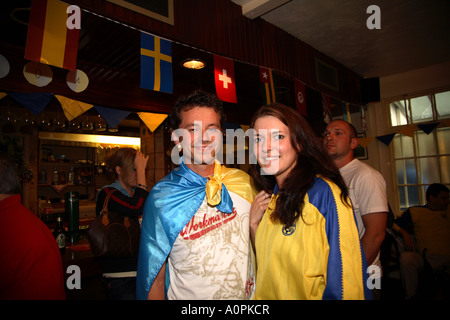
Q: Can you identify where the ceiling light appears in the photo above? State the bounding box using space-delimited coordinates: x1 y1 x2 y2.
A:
181 59 205 70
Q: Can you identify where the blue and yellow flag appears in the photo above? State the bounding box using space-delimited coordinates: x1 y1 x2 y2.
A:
140 33 173 94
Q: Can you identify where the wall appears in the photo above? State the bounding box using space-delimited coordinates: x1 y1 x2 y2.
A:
365 61 450 215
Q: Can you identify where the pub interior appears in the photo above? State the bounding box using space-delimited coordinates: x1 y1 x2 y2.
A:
1 0 449 301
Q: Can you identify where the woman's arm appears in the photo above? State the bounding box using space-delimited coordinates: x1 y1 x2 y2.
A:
135 151 149 191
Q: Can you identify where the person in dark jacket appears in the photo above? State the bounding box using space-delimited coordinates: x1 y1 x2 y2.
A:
95 148 149 300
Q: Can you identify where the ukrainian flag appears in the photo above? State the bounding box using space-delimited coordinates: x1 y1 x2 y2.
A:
140 33 173 94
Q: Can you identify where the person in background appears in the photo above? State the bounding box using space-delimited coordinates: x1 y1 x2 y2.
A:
249 104 369 300
394 183 450 299
0 152 66 299
95 148 149 300
136 90 256 300
323 119 387 298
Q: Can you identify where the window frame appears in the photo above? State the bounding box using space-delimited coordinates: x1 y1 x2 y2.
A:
388 87 450 212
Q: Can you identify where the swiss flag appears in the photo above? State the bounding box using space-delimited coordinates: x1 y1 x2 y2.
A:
214 55 237 103
294 80 307 116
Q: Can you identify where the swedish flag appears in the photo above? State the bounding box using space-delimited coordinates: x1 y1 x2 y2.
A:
140 33 173 94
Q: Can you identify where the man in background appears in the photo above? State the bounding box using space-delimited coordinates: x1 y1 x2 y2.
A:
394 183 450 299
323 119 388 298
0 152 66 299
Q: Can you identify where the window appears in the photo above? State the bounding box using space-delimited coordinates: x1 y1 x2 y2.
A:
390 90 450 212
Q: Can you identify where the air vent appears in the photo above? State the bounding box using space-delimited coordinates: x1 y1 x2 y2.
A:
107 0 174 25
315 58 339 91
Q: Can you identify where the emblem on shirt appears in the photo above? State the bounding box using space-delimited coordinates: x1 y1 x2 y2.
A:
180 207 238 240
282 223 296 236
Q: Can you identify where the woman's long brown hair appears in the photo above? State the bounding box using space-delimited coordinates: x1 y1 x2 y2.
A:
249 103 350 228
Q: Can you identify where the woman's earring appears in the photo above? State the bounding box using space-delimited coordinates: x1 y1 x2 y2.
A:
177 144 182 152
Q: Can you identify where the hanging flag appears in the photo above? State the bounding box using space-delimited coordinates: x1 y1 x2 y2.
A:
358 136 374 149
342 102 351 123
7 92 53 115
260 67 276 104
398 125 416 137
360 106 368 131
94 105 131 129
321 93 332 123
138 112 168 132
55 95 93 121
25 0 80 71
140 33 173 94
376 133 396 146
417 122 439 134
294 80 307 116
214 55 237 103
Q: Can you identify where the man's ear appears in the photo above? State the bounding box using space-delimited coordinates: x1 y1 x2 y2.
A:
350 137 359 150
115 165 122 176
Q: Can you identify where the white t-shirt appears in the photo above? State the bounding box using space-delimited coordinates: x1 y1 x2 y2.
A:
167 191 255 300
340 158 388 274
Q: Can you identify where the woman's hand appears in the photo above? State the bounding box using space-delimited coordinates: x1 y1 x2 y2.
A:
250 190 271 250
135 151 149 187
134 151 149 172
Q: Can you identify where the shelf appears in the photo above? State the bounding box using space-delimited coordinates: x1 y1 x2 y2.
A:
38 183 93 187
40 161 94 166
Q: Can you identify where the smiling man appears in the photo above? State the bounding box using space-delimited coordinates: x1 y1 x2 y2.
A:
323 119 388 298
136 90 256 300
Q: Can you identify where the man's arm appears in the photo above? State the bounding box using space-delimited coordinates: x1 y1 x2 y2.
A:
361 212 387 265
393 209 415 251
147 260 167 300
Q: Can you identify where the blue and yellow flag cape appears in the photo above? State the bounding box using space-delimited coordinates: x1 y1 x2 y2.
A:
136 159 255 300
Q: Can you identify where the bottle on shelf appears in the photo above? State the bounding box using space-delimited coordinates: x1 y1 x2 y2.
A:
39 166 47 184
68 166 74 184
52 167 58 185
53 214 66 255
65 191 80 244
58 168 66 185
42 197 55 224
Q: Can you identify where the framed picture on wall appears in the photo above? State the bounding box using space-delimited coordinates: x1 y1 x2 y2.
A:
354 133 368 160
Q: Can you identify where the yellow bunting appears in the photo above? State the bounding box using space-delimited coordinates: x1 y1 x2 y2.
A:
137 112 168 132
55 95 93 121
398 125 416 137
357 137 374 148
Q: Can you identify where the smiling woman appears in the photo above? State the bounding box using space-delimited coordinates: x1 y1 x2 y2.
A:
248 103 370 300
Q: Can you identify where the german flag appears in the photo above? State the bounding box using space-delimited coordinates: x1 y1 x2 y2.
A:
25 0 80 71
